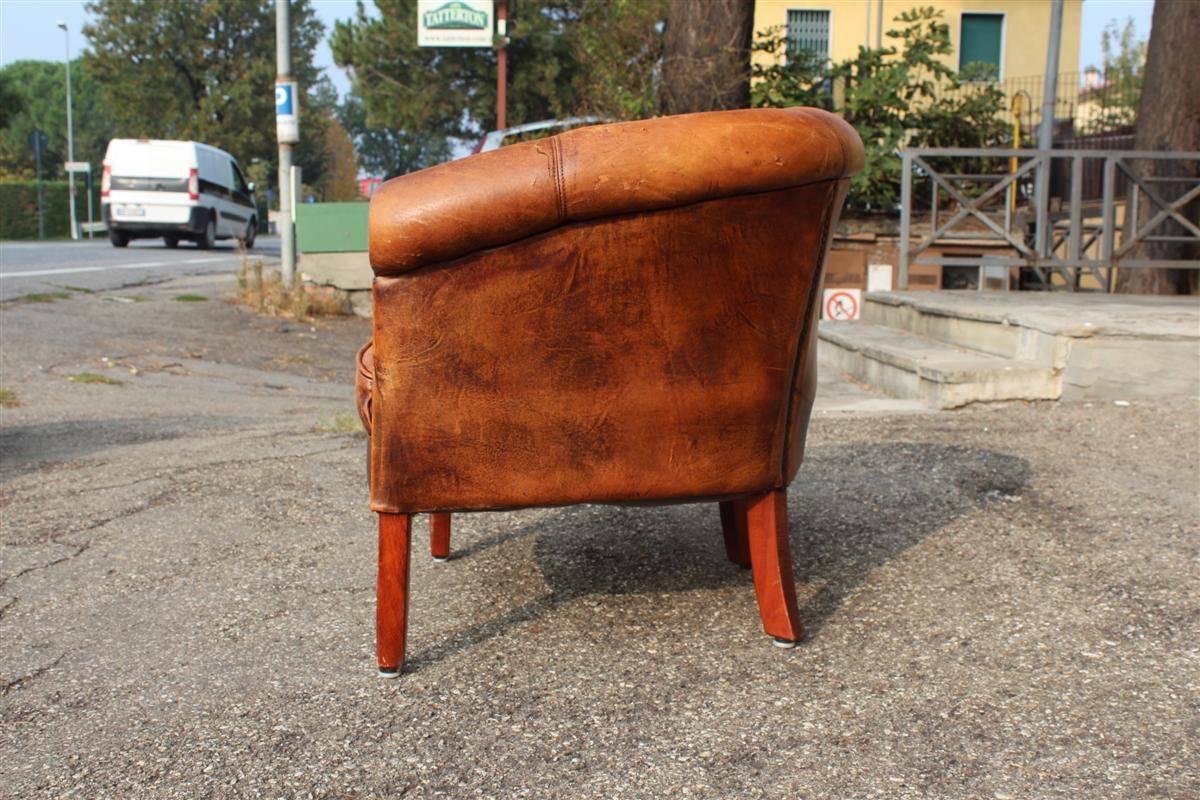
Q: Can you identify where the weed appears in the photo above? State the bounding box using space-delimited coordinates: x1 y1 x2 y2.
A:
11 292 70 303
314 411 362 434
68 372 124 385
172 294 208 302
0 387 19 407
56 285 96 294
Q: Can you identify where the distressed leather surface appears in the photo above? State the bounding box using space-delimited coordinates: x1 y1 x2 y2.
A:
368 107 862 276
364 107 863 514
369 180 847 513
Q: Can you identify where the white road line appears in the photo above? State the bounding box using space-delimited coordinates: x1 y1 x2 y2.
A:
0 257 241 279
1 266 109 278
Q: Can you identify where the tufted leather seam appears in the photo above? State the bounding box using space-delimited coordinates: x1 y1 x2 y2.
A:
549 137 567 223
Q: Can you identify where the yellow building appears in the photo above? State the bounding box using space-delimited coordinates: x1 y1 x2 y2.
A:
753 0 1082 82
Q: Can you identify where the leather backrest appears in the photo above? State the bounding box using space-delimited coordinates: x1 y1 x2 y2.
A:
368 107 863 276
366 107 863 513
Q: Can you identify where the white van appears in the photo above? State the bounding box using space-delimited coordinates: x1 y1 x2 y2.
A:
101 139 258 249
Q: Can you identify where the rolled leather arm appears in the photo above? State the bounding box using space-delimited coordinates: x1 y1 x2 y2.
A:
355 340 374 434
368 107 864 277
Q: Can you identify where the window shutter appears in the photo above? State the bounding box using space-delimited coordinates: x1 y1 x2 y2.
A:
960 13 1003 76
786 9 830 61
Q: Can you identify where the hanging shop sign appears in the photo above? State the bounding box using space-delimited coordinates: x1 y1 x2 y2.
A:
417 0 494 47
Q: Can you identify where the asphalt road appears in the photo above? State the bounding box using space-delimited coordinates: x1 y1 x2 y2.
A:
0 236 280 301
1 272 1197 798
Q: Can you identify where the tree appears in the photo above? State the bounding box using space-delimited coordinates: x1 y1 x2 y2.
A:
752 7 1008 215
1115 0 1200 295
332 0 582 156
333 0 669 178
291 75 344 198
0 72 22 130
82 0 325 173
571 0 666 120
0 59 118 180
660 0 754 114
337 89 452 179
320 116 361 201
1078 18 1147 134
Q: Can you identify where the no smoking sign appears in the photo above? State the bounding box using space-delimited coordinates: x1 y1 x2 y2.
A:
823 288 861 321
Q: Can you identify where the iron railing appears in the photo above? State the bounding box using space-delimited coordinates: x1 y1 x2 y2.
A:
898 148 1200 291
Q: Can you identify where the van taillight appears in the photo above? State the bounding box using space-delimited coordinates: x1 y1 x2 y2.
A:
188 167 199 200
100 164 111 199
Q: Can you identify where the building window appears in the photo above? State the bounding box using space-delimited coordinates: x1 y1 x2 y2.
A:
959 13 1003 78
787 9 830 62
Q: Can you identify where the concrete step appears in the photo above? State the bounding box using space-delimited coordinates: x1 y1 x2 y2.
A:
862 291 1062 365
818 321 1060 409
859 291 1200 400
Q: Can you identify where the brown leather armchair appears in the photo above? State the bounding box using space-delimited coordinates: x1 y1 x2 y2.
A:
357 107 863 676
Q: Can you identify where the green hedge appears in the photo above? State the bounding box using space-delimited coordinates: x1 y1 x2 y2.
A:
0 181 103 240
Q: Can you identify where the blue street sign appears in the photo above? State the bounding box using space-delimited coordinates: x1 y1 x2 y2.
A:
275 81 299 144
275 83 295 116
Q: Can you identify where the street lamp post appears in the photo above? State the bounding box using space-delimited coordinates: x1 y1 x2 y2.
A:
57 21 78 241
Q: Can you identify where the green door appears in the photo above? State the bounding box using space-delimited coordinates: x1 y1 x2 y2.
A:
960 13 1003 77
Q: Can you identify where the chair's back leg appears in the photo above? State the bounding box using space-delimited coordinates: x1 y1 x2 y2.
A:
377 512 413 676
430 513 452 561
746 489 804 646
718 499 752 568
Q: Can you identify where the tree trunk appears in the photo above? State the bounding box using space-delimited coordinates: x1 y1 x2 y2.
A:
1115 0 1200 294
661 0 755 115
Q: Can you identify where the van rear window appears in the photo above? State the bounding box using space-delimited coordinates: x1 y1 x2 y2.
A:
110 176 189 192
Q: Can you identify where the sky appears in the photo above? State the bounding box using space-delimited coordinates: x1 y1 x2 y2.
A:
0 0 1159 95
0 0 365 97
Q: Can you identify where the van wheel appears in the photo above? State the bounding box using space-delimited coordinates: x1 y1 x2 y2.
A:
240 218 257 249
109 230 129 248
164 236 179 248
197 218 216 250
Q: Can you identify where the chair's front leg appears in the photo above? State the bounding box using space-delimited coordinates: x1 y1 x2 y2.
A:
746 489 804 647
718 499 751 568
377 512 413 676
430 513 452 561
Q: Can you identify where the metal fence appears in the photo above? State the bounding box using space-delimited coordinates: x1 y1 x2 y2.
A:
935 70 1140 138
898 148 1200 292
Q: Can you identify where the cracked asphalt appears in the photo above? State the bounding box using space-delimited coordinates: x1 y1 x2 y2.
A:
1 272 1197 798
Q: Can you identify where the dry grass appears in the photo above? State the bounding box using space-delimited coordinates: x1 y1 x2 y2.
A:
233 254 350 320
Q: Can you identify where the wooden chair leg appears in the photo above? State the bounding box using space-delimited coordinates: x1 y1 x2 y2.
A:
430 512 451 561
718 499 751 568
746 489 804 647
377 512 413 676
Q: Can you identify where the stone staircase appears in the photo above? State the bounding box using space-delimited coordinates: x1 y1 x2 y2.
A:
817 290 1200 409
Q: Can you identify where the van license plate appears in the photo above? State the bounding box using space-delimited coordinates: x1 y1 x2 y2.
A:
119 205 145 217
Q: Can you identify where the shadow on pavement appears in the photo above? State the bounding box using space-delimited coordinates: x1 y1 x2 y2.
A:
404 442 1030 673
0 415 250 483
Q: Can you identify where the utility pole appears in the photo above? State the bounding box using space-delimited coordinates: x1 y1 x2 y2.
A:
1034 0 1064 259
275 0 298 287
496 0 508 130
57 21 77 241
